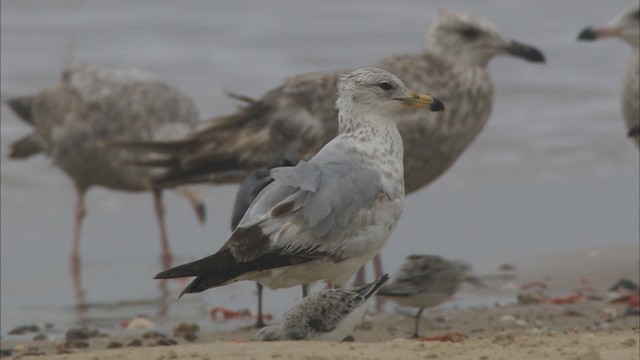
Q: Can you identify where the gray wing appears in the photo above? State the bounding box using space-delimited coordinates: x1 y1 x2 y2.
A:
229 154 385 261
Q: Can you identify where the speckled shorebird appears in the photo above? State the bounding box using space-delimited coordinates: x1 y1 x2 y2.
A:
6 62 206 271
154 68 444 298
578 3 640 148
376 255 483 338
112 10 544 285
254 274 389 341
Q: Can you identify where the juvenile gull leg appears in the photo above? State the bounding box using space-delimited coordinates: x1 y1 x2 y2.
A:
152 189 172 269
71 185 87 274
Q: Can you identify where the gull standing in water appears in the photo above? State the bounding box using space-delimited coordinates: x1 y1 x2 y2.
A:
110 10 544 285
155 68 444 300
578 3 640 148
254 274 389 341
6 63 206 274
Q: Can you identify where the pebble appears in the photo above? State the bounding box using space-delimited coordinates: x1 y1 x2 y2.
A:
66 328 91 341
574 350 601 360
127 339 143 347
156 338 178 346
107 341 123 349
33 333 47 341
126 317 155 331
65 339 89 349
8 325 40 335
0 349 12 356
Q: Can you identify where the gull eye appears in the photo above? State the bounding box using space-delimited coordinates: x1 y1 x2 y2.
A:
378 82 393 91
460 27 480 40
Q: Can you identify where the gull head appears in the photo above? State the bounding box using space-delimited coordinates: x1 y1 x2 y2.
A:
578 3 640 48
424 10 546 67
336 67 444 118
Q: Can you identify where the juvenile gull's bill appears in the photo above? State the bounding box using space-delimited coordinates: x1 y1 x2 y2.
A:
254 274 389 341
578 3 640 148
6 62 206 269
155 68 444 297
377 255 483 338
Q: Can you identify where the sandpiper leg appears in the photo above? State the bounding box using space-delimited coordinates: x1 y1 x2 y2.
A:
412 307 426 339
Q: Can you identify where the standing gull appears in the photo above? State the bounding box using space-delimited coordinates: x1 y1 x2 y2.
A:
6 63 206 272
155 68 444 298
376 255 483 338
111 10 544 284
254 274 389 341
578 3 640 148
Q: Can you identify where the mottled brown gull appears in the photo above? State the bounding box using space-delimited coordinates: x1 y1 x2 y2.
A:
154 68 444 297
254 274 389 341
578 3 640 148
376 254 483 338
6 63 206 270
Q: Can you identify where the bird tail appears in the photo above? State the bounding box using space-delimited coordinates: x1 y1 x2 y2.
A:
356 273 390 299
9 133 44 159
6 96 35 125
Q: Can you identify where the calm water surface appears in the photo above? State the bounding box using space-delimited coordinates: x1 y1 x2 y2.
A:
1 0 638 335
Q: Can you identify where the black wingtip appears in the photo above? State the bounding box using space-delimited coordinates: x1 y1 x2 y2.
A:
577 27 598 41
430 98 445 112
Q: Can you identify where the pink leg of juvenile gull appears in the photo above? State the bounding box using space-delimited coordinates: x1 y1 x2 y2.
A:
152 189 172 270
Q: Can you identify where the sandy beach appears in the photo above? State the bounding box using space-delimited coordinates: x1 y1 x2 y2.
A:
2 299 638 360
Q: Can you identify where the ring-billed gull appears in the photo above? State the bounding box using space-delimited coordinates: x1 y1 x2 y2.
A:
376 254 483 338
155 68 444 298
254 274 389 341
578 3 640 148
6 63 206 271
111 10 544 286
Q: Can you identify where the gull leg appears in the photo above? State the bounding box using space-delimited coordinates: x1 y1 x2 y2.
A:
412 307 426 339
153 189 172 269
353 266 366 286
71 185 87 312
372 254 386 311
254 283 266 328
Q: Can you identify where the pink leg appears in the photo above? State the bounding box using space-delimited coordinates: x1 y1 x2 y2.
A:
153 189 172 270
71 187 87 274
372 254 384 279
353 266 366 287
71 186 87 310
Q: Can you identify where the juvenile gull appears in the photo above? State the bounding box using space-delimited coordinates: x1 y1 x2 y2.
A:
578 3 640 148
254 274 389 341
376 254 483 338
155 68 444 296
112 10 544 284
6 63 206 270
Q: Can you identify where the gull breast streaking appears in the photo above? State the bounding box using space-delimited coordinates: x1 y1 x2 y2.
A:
578 3 640 148
155 68 444 295
376 254 483 338
5 63 206 270
254 274 389 341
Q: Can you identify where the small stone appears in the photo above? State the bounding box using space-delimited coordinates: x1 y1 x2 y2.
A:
620 338 637 347
126 317 155 331
143 330 167 339
127 339 143 347
173 323 199 336
18 350 46 357
12 343 28 352
44 323 54 330
156 338 178 346
562 309 584 317
107 341 123 349
65 340 89 349
33 333 47 341
0 349 12 356
184 333 198 342
574 350 601 360
66 328 91 341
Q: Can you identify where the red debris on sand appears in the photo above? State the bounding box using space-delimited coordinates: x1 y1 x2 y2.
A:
418 332 465 342
210 306 273 322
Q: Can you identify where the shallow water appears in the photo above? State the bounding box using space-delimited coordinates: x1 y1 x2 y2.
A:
1 0 638 335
